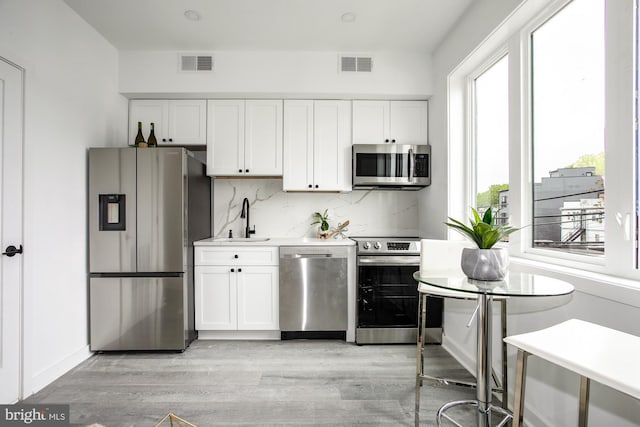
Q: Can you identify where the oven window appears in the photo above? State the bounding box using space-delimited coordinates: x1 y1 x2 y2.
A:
355 153 409 178
357 265 418 327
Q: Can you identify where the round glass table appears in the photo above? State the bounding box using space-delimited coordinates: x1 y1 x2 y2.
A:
413 270 574 427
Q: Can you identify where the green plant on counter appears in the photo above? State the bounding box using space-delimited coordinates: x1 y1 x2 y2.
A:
445 207 519 249
311 209 330 232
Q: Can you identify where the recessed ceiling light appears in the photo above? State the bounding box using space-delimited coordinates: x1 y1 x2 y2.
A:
184 10 201 21
341 12 356 23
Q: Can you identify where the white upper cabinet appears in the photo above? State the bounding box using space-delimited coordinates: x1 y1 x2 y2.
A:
352 100 428 145
283 100 351 192
283 101 314 191
129 100 206 146
352 100 390 144
207 100 245 176
207 100 283 177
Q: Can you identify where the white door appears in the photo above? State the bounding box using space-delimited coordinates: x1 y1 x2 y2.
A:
283 100 314 191
129 100 168 145
389 100 429 145
313 100 352 191
352 100 390 144
244 100 283 176
236 266 279 330
0 57 24 403
168 100 207 146
207 100 244 176
194 266 237 330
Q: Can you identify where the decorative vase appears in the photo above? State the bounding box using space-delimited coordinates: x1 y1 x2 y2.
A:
460 248 509 281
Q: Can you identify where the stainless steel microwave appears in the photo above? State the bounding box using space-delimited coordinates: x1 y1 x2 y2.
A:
352 144 431 189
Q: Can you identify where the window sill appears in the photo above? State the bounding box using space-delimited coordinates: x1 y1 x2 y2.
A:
510 256 640 309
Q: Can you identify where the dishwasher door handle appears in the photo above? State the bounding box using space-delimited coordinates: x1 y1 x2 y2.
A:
286 253 336 259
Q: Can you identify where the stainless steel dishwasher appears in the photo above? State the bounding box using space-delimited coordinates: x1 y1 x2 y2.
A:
279 246 348 336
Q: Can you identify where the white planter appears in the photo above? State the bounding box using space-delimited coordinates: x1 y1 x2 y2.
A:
460 248 509 281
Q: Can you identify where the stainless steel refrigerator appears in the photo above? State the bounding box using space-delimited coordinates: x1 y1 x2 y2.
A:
88 147 211 351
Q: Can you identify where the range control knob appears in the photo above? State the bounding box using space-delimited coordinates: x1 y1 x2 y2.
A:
373 241 382 250
362 241 371 250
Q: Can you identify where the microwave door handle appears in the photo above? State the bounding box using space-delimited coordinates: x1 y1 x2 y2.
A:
408 148 415 182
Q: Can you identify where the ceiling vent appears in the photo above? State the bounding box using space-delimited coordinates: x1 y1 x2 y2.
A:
179 53 213 72
339 55 373 73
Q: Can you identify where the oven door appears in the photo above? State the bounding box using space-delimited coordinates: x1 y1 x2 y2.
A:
356 256 443 344
357 256 420 328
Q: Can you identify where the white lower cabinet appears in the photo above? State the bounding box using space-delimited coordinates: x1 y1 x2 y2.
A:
195 247 279 333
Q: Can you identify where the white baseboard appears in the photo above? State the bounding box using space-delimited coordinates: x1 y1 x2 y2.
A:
28 345 91 396
198 330 281 340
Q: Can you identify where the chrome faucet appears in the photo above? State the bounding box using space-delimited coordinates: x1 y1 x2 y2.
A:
240 198 256 238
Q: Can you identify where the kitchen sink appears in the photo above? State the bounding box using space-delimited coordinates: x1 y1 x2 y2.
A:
214 237 271 243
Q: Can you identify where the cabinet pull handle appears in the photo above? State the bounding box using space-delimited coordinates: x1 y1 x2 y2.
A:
169 138 173 142
234 254 239 259
231 268 235 272
245 169 249 173
315 185 319 188
385 139 389 143
162 138 167 142
391 139 396 143
238 268 242 273
238 169 243 173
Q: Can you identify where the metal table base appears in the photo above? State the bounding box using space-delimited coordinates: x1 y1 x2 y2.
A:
415 292 509 426
435 294 512 427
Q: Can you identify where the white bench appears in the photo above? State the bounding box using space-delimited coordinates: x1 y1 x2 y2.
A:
504 319 640 426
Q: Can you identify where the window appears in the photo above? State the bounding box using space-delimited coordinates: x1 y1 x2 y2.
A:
530 0 605 256
473 55 509 227
449 0 637 280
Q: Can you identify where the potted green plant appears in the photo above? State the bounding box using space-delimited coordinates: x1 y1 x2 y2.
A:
445 208 519 280
311 209 330 239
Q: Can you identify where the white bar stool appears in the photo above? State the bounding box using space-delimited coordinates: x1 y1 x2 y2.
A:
504 319 640 427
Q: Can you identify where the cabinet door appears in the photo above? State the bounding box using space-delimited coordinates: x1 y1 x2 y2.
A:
194 266 237 330
207 100 245 176
129 100 168 145
236 266 279 330
389 101 428 145
167 100 207 145
245 100 283 176
352 100 390 144
283 100 314 191
313 100 352 191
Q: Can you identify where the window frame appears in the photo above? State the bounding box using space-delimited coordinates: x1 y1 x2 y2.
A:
450 0 640 281
466 49 509 215
518 0 606 266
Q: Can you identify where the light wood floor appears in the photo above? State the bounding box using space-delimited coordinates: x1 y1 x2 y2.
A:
24 339 488 426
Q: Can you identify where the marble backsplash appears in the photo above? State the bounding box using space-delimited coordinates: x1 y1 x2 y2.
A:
212 179 419 239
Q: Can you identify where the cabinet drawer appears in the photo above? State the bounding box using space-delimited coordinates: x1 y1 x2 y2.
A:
195 246 279 266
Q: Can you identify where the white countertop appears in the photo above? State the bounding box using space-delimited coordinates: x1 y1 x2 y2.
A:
194 236 356 247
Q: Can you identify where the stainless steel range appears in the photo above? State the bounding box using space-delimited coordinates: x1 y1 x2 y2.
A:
353 237 443 345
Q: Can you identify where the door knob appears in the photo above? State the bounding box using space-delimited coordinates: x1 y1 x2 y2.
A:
2 245 23 257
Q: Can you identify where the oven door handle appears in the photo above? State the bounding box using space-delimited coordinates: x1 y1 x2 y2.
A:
358 256 420 266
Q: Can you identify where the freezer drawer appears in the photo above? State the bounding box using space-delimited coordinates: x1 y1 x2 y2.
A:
279 246 348 331
90 276 190 351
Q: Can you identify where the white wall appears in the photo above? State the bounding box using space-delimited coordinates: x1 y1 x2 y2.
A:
419 0 523 240
119 50 433 98
0 0 127 397
425 0 640 425
213 179 419 239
